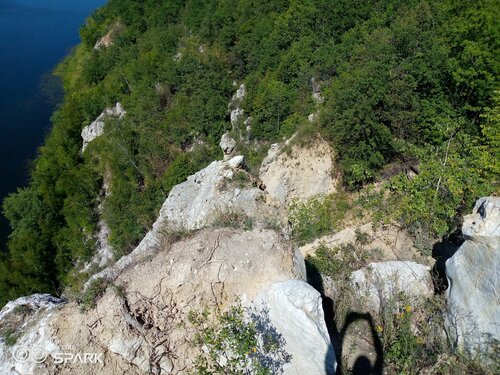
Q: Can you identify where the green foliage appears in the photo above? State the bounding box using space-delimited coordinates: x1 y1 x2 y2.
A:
188 302 290 374
79 278 109 311
289 193 349 245
388 129 497 250
0 0 498 307
1 328 19 347
380 296 445 374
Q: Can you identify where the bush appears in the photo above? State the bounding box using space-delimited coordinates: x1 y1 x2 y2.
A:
188 301 291 374
289 193 349 245
80 278 109 311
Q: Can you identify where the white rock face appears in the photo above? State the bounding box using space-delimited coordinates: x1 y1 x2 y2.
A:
256 280 336 375
86 155 287 287
259 137 336 203
311 78 324 104
233 83 246 101
219 133 237 155
350 261 433 312
229 84 247 128
230 107 244 126
0 294 63 321
0 295 65 375
158 155 285 231
445 197 500 352
94 23 122 50
81 103 126 152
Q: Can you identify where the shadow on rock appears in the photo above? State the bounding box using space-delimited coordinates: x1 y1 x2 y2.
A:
306 260 384 375
431 230 463 294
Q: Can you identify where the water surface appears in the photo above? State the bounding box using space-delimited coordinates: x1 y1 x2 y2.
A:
0 0 107 250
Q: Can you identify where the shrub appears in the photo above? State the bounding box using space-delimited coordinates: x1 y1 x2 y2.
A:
289 193 349 245
188 301 291 374
80 277 109 311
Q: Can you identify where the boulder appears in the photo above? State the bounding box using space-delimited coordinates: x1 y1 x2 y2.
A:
350 261 433 312
256 280 336 374
81 103 126 152
445 197 500 352
158 155 285 232
311 78 324 104
219 133 236 155
230 107 244 126
229 84 246 128
233 83 246 101
259 137 336 203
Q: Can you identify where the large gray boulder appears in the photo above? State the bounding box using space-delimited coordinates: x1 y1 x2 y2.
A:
445 197 500 352
256 280 336 374
159 155 286 231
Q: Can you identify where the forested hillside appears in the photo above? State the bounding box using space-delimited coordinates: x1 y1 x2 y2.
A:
0 0 498 306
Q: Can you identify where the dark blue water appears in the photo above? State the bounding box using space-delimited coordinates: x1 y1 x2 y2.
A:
0 0 107 250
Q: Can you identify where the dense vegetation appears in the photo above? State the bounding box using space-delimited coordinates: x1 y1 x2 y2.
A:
0 0 498 308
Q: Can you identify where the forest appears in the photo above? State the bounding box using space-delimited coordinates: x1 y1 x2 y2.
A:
0 0 498 307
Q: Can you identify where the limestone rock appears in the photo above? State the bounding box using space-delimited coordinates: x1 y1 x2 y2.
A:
311 78 324 104
81 103 126 152
0 294 65 375
233 83 246 101
229 84 246 128
0 294 64 321
94 23 122 50
158 155 285 231
350 261 433 312
256 280 336 374
85 155 287 288
230 107 244 126
259 137 336 203
445 197 500 352
219 133 236 155
1 228 335 374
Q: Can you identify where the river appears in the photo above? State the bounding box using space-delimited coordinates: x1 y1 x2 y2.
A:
0 0 107 250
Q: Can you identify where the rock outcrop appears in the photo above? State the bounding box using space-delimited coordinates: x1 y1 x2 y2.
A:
158 155 286 232
229 83 246 128
350 261 433 312
445 197 500 352
0 229 335 375
219 133 236 156
259 137 336 203
81 103 126 152
94 24 122 50
0 138 343 374
0 295 65 375
256 280 336 374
